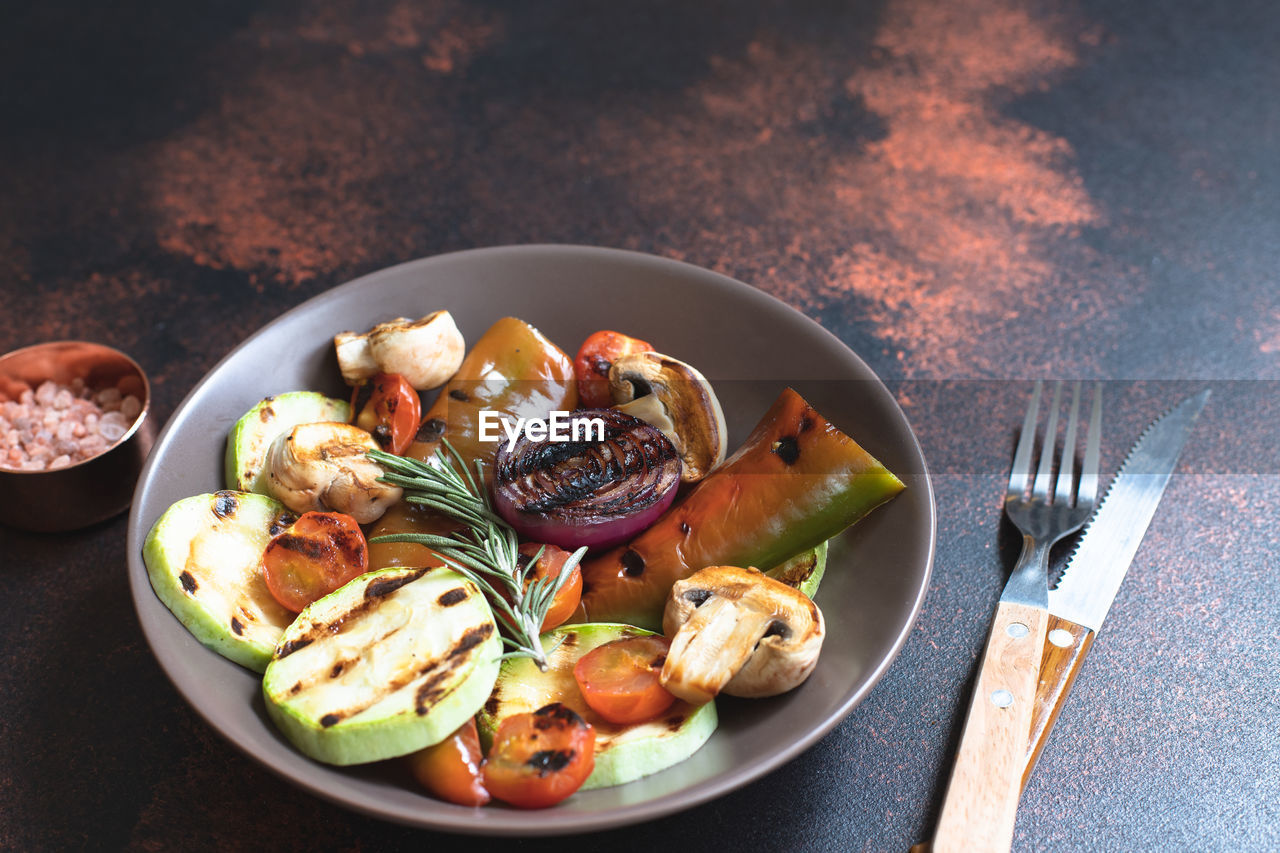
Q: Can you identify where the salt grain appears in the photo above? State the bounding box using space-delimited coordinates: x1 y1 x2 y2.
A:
35 381 58 406
0 378 141 471
119 395 142 420
98 412 129 442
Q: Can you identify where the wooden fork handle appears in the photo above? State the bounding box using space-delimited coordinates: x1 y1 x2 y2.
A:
931 601 1048 853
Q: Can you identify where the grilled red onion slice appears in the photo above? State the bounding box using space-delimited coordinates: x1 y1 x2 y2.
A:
492 409 681 550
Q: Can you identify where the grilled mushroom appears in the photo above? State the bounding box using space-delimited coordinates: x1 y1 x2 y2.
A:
660 565 825 704
608 352 727 482
334 310 465 390
263 422 402 524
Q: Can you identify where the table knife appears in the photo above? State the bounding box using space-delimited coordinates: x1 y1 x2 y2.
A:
1020 388 1210 788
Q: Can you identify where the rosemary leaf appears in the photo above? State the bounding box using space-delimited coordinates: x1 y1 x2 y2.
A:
368 445 568 671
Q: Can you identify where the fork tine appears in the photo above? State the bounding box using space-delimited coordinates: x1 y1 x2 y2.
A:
1055 382 1082 504
1077 383 1103 507
1008 380 1042 497
1032 382 1063 500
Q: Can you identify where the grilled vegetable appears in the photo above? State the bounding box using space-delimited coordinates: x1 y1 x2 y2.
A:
263 421 402 524
766 539 829 599
516 543 583 632
406 718 490 807
262 511 369 613
578 388 904 630
482 703 596 809
366 499 456 572
492 408 682 551
478 623 717 790
334 310 465 390
225 392 350 495
262 566 501 765
608 351 727 483
403 317 577 474
369 449 586 673
660 566 825 704
143 491 297 672
573 634 676 725
574 330 654 409
354 372 421 455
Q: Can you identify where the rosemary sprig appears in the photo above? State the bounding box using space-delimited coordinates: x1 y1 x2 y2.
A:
368 444 586 671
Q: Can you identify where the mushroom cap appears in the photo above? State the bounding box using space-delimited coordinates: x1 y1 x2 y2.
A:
333 331 379 384
264 421 402 524
608 352 727 482
368 310 464 390
334 310 465 390
662 565 825 700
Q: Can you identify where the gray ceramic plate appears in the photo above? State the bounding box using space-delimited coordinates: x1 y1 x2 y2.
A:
126 245 935 835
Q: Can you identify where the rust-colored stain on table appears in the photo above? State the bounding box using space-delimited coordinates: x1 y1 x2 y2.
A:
2 0 1278 849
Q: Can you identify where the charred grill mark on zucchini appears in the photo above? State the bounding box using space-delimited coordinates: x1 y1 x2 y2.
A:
437 587 468 607
268 511 296 536
276 637 313 659
212 491 239 519
314 622 495 725
179 570 198 593
364 568 428 600
231 617 245 636
414 669 453 712
451 623 494 657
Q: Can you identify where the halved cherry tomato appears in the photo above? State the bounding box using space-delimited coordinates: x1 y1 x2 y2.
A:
262 511 369 613
573 635 677 725
516 543 583 632
355 372 422 455
406 718 490 807
482 703 595 809
573 330 654 409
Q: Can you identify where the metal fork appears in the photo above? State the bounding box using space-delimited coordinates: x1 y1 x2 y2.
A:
929 381 1102 853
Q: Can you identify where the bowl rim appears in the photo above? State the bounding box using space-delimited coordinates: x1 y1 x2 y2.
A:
125 243 936 835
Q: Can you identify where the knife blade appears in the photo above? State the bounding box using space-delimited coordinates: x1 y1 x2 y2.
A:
1020 388 1210 787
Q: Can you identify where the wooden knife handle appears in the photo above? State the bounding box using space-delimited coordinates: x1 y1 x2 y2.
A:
931 600 1048 853
912 616 1097 853
1023 615 1095 788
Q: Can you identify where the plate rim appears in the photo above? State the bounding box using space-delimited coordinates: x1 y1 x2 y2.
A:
126 243 936 835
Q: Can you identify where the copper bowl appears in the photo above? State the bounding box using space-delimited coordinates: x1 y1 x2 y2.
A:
0 341 156 532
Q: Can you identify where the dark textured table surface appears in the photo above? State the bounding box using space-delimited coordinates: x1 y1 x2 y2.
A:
3 1 1277 850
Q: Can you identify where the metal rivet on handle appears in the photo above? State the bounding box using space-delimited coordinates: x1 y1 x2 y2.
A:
1048 628 1074 647
990 689 1014 708
1006 622 1029 638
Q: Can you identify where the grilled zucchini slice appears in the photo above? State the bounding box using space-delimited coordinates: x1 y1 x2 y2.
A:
143 490 297 672
263 566 500 766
